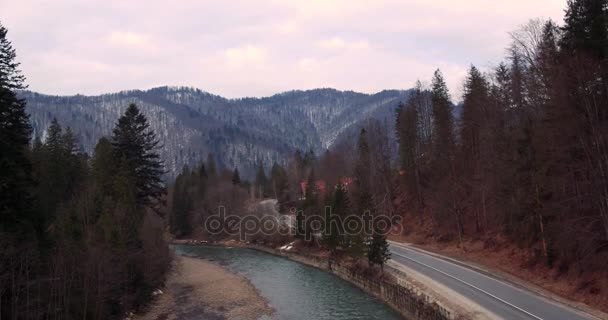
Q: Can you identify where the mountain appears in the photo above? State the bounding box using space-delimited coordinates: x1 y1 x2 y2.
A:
21 87 411 179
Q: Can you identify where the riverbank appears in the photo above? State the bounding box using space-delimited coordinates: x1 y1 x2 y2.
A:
133 255 273 320
246 243 459 320
172 239 459 320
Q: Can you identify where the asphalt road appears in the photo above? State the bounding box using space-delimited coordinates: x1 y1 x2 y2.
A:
388 242 596 320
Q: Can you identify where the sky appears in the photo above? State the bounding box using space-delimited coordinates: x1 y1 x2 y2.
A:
2 0 566 100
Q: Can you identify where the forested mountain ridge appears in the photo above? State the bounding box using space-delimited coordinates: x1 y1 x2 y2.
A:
21 87 411 178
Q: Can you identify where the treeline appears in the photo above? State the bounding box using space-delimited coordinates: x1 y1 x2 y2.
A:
1 22 170 319
291 123 394 269
170 120 394 270
396 0 608 271
169 154 250 238
167 0 608 278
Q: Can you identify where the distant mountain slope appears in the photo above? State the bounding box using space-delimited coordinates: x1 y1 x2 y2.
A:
21 87 411 178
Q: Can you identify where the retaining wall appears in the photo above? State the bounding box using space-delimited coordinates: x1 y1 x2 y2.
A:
249 245 456 320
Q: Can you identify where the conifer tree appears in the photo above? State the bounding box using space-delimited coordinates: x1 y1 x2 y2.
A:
302 168 318 242
350 129 372 257
232 167 241 185
111 104 165 207
0 21 33 235
0 22 26 90
367 226 391 271
198 161 208 197
460 66 489 169
92 137 116 196
255 162 269 198
460 65 492 233
324 182 349 254
206 153 217 179
396 89 424 217
561 0 608 58
430 69 455 160
171 166 193 236
270 162 290 206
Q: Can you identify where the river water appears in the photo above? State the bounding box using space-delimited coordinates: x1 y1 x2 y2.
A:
173 245 401 320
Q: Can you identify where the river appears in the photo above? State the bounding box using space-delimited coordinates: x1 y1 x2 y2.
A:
173 245 402 320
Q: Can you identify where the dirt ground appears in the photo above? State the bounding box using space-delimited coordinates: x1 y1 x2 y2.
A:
134 255 274 320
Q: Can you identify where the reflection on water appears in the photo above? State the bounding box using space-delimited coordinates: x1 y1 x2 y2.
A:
173 245 402 320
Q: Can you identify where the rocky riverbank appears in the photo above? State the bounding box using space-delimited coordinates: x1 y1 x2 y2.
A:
134 255 274 320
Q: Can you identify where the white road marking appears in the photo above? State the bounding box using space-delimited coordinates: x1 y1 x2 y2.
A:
390 249 544 320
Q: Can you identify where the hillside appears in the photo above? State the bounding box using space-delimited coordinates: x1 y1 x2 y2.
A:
21 87 411 178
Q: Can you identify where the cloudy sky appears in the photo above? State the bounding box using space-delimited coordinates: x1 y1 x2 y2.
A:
2 0 566 99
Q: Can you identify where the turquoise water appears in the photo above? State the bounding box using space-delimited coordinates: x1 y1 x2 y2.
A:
173 245 402 320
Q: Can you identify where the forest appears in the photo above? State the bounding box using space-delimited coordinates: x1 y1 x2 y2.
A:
1 22 171 317
170 0 608 284
2 0 608 318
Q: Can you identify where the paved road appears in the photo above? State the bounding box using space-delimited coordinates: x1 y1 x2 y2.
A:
388 242 596 320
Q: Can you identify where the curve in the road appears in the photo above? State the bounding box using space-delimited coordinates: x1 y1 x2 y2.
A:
388 243 595 320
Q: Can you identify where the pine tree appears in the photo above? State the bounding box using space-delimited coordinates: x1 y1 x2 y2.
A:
0 22 26 90
396 88 424 216
429 70 460 227
460 65 495 233
206 153 217 179
0 21 33 235
232 167 241 185
171 166 193 236
255 162 269 198
460 66 490 171
199 161 207 178
303 149 316 168
46 118 62 151
349 129 372 257
561 0 608 59
367 226 391 271
62 126 85 196
198 161 208 198
270 162 290 206
111 104 165 207
92 137 116 196
324 182 349 253
354 128 371 193
431 69 455 160
302 168 318 242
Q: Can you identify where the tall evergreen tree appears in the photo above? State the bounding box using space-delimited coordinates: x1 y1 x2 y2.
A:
430 69 455 166
429 69 461 229
270 162 290 206
198 161 208 197
350 129 372 256
396 87 425 218
171 166 193 236
0 22 26 90
354 128 371 189
367 225 391 271
92 137 116 195
324 182 349 254
0 21 33 235
111 104 165 207
561 0 608 59
255 162 269 198
460 66 490 171
232 167 241 185
206 153 217 179
302 168 318 242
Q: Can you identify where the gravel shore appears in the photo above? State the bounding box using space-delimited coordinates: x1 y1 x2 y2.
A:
134 255 274 320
